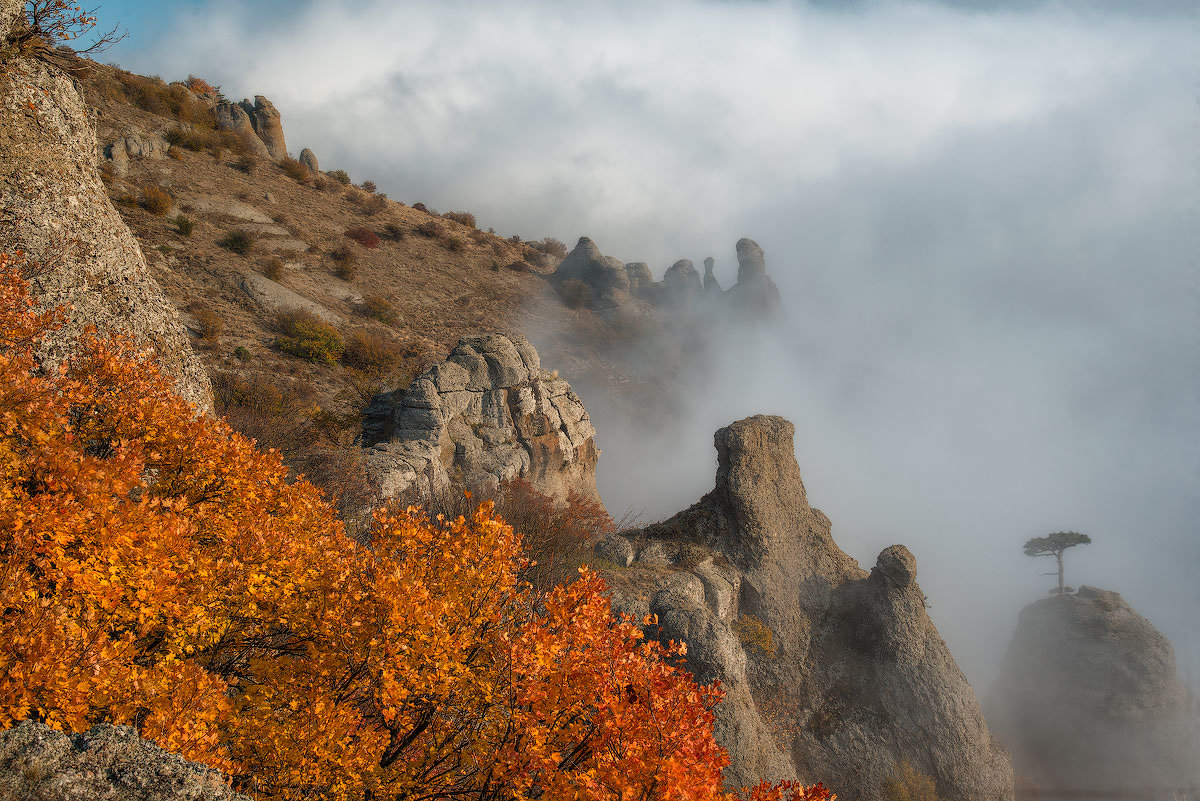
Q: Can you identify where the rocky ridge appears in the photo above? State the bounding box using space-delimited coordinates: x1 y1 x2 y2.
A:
987 587 1200 794
364 334 601 505
0 3 212 410
596 416 1013 800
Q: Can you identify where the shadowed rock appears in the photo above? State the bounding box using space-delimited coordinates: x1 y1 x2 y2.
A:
663 258 702 308
239 96 287 160
299 147 320 175
215 100 271 158
703 256 722 292
553 237 630 307
606 415 1014 800
987 587 1200 793
726 237 782 316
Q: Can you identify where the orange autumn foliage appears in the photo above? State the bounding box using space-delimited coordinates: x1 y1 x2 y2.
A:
0 253 834 801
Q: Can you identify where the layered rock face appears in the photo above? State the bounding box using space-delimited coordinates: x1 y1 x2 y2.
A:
215 100 272 158
987 587 1200 794
0 12 212 411
239 96 287 160
0 721 247 800
552 236 631 307
598 416 1013 800
364 334 601 505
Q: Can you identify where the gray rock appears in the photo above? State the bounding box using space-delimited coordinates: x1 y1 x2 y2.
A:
0 35 212 411
298 147 319 174
726 237 782 317
553 237 630 306
610 416 1013 800
239 96 287 161
663 259 702 308
104 140 129 175
215 101 270 158
703 256 722 292
0 721 248 800
987 587 1200 793
594 533 635 567
735 237 766 283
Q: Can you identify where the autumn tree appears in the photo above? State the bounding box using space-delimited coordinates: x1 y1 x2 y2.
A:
0 253 834 801
1023 531 1092 595
12 1 125 56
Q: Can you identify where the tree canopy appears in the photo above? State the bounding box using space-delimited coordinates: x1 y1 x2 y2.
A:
1024 531 1092 595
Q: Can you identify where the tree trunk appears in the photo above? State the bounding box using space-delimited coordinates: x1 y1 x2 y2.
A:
1056 550 1065 595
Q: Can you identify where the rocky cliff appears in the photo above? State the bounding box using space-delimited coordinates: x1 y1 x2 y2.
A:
596 416 1013 800
0 721 247 801
364 333 601 505
0 4 212 410
987 587 1200 795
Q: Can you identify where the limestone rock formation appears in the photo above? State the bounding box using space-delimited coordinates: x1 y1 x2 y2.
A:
703 256 722 292
726 237 782 316
552 237 630 307
600 416 1013 800
299 147 319 175
987 587 1200 794
364 334 601 505
0 11 213 411
215 100 271 158
239 96 287 160
0 721 248 800
663 258 702 308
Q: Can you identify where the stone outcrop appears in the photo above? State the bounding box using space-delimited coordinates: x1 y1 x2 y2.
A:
364 334 601 505
298 147 319 175
552 237 630 307
215 100 271 158
0 13 212 411
987 587 1200 794
726 237 782 316
0 721 248 800
599 416 1013 800
663 258 702 308
703 256 722 292
239 96 287 160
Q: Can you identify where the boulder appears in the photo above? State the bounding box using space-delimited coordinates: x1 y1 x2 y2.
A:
299 147 319 175
987 587 1200 794
607 416 1014 800
240 96 287 160
365 334 602 506
0 24 212 411
0 721 248 800
215 100 270 158
552 237 630 307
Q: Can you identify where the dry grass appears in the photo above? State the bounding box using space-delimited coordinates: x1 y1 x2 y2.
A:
139 184 173 216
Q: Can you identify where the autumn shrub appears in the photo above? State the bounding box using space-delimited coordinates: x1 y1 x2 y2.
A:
138 184 173 216
173 214 194 237
234 154 256 174
279 156 310 184
344 226 380 249
354 192 388 216
883 761 942 801
262 256 285 281
0 252 835 801
733 614 777 658
192 305 224 342
219 229 255 255
469 228 490 245
443 210 476 228
559 277 593 308
184 74 220 99
342 330 404 374
163 126 214 153
327 168 351 185
275 309 344 364
534 236 569 259
525 249 550 270
444 235 465 252
415 220 445 239
329 245 358 280
383 222 406 241
357 294 399 325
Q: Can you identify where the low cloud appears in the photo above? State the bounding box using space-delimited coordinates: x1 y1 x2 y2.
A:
108 0 1197 690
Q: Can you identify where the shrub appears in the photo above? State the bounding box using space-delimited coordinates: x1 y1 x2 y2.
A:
262 256 285 281
167 146 183 161
280 156 310 184
342 330 404 374
444 235 465 253
326 169 351 185
192 305 223 342
443 210 476 228
218 229 255 255
329 245 358 280
383 222 406 241
233 345 252 362
184 74 220 98
138 184 173 216
534 237 568 259
275 309 344 364
883 761 943 801
415 220 445 239
525 249 550 270
469 228 490 245
357 294 399 324
360 180 377 193
173 214 194 237
354 192 388 216
234 154 255 174
344 226 380 249
733 614 776 658
163 126 214 153
412 202 437 214
559 277 593 309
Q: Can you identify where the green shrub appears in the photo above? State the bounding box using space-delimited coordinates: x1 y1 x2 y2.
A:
327 169 351 185
360 180 377 193
558 278 593 309
139 184 173 216
732 614 776 658
233 346 252 363
219 229 256 255
275 310 344 364
173 215 194 237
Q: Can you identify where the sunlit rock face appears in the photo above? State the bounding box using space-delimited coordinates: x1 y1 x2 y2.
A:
364 333 601 506
987 587 1200 795
599 415 1014 800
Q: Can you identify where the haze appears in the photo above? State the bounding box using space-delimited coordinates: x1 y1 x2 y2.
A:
101 0 1198 691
